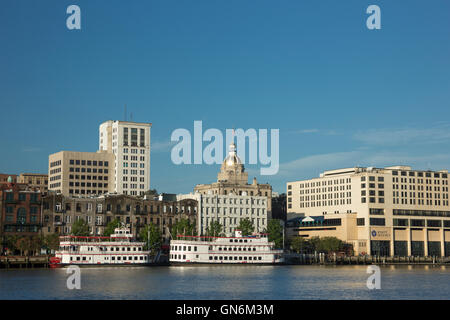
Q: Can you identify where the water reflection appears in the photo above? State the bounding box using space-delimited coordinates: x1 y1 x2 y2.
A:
1 265 450 300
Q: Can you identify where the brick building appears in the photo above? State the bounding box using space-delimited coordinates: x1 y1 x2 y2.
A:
41 193 197 243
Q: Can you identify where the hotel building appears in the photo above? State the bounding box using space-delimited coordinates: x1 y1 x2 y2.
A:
287 166 450 257
99 121 152 196
48 151 114 196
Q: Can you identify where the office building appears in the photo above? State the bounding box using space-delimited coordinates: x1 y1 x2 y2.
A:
48 151 114 196
99 121 152 196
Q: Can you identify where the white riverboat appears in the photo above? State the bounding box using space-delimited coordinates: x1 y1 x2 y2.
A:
51 226 151 267
169 230 284 264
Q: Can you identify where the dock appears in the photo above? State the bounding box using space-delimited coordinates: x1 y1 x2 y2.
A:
284 253 450 265
0 256 51 269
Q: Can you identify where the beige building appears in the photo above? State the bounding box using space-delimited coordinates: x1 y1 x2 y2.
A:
194 142 273 215
287 166 450 257
48 151 115 196
18 173 48 193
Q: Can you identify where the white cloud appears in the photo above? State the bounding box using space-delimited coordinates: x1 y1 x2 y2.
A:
151 140 177 153
354 124 450 146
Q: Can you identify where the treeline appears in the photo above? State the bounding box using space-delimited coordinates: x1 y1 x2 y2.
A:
2 234 60 256
288 236 353 255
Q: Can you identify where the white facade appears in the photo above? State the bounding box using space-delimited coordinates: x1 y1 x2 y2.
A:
178 193 269 237
99 121 152 196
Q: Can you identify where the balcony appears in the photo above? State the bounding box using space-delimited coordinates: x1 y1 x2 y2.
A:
95 221 106 227
54 221 65 226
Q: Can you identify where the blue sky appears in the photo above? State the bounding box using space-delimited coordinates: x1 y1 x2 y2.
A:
1 0 450 194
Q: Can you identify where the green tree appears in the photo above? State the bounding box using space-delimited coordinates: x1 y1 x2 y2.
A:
3 235 19 254
16 237 32 256
71 219 90 236
315 237 344 253
139 224 162 252
171 218 197 239
103 218 121 237
289 237 312 253
43 234 60 252
205 221 224 237
237 218 254 236
266 219 283 249
30 235 43 256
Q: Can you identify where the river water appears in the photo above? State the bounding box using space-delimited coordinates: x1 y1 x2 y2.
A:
0 265 449 300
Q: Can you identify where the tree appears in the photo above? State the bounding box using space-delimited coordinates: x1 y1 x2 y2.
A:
237 218 254 236
30 235 43 256
71 219 90 236
266 219 283 249
16 237 32 256
103 218 121 237
3 235 19 254
315 237 344 254
289 237 312 253
205 221 224 237
44 234 60 252
171 218 197 239
139 224 162 253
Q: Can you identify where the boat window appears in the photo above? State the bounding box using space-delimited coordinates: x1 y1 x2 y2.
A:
249 257 252 260
258 257 262 260
127 247 131 251
229 240 233 243
234 257 237 260
218 247 222 251
209 256 213 260
188 246 191 251
244 240 247 243
194 247 197 252
239 256 242 260
183 255 186 259
243 248 246 251
112 257 115 260
214 256 218 260
118 257 121 261
239 240 243 243
253 248 256 251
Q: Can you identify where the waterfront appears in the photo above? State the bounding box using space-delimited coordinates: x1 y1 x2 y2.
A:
0 265 449 300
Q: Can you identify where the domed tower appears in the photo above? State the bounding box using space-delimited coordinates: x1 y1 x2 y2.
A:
217 142 248 185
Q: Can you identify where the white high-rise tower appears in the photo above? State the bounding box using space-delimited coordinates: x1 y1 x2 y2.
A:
99 120 152 196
